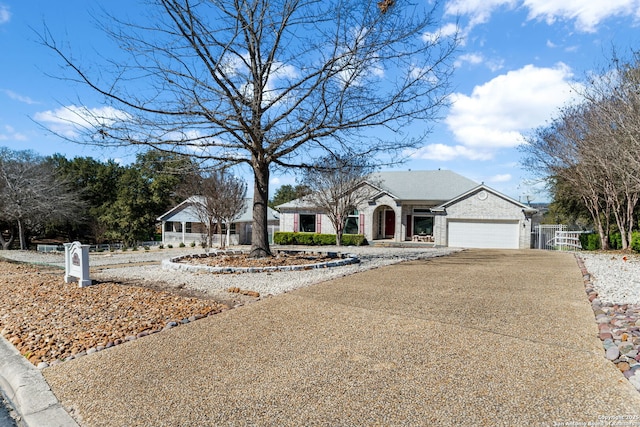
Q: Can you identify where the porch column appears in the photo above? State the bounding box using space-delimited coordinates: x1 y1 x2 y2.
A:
181 221 186 244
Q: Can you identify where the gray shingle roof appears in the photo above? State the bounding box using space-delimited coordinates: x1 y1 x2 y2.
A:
277 170 479 209
367 170 478 201
158 197 279 223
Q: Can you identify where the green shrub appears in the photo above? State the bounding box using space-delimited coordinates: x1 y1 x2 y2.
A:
631 232 640 252
342 234 368 246
190 241 196 247
273 232 367 246
579 233 601 251
167 244 173 249
143 245 150 251
159 244 164 249
179 242 186 248
609 233 622 250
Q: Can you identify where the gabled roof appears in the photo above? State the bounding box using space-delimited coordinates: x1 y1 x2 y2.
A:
432 184 537 214
277 170 479 209
367 170 478 201
158 197 279 223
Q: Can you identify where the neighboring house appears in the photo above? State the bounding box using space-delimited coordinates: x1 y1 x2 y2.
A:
277 170 537 249
157 197 280 246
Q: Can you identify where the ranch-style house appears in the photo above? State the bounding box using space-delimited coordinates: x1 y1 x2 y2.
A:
157 197 280 246
277 170 537 249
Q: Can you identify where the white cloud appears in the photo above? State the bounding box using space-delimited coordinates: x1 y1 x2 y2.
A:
0 5 10 25
408 144 494 161
488 173 512 183
423 22 460 44
34 105 130 138
454 53 504 72
0 125 27 141
3 89 39 105
455 53 483 68
523 0 640 32
444 0 517 27
444 0 640 33
444 63 578 152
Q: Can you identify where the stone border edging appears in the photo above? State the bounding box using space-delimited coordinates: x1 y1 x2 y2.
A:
0 335 79 427
161 249 360 274
575 254 640 392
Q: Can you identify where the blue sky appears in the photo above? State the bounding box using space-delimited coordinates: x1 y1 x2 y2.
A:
1 1 639 202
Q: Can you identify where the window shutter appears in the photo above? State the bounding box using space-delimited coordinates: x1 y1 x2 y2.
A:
316 214 322 233
359 213 365 235
293 213 299 232
406 215 412 238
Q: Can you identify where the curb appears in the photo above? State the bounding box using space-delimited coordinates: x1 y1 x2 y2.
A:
0 336 78 427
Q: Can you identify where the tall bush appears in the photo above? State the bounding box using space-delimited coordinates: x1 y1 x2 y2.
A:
579 233 601 251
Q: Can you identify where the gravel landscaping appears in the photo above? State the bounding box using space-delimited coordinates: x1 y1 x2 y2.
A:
577 252 640 392
3 245 640 395
0 245 458 368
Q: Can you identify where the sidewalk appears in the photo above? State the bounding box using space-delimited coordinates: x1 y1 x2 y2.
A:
41 250 640 426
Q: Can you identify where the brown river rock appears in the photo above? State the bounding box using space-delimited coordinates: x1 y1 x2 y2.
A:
0 260 228 365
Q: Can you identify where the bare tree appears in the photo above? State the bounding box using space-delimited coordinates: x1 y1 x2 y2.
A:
0 148 84 250
522 51 640 250
302 155 377 246
522 104 611 249
192 170 247 249
577 53 640 249
41 0 458 257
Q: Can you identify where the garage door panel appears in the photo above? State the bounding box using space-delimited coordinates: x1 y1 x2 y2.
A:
448 221 519 249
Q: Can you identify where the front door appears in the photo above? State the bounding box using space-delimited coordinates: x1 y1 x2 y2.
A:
384 210 395 238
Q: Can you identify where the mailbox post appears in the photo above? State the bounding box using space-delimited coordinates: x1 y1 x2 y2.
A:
64 241 92 287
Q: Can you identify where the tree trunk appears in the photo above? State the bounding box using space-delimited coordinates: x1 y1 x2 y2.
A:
0 227 13 250
250 159 271 258
17 219 27 250
335 215 343 247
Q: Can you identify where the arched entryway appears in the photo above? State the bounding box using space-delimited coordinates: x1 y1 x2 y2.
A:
373 205 396 240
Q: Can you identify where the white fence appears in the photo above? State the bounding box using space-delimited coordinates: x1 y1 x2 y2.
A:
532 225 585 251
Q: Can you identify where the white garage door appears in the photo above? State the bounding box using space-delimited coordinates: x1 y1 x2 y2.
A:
448 221 519 249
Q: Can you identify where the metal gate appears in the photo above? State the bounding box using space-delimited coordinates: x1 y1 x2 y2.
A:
532 225 585 250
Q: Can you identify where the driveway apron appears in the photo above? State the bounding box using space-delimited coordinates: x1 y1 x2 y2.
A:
43 250 640 426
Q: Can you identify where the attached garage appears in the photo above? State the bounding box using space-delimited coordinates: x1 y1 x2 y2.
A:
447 220 520 249
433 186 536 250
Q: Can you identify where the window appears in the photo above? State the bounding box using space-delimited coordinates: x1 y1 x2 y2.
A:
185 222 192 233
344 210 359 234
413 216 433 235
299 214 316 232
221 223 237 234
165 221 182 232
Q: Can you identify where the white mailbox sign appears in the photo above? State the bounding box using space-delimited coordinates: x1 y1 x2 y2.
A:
64 241 92 287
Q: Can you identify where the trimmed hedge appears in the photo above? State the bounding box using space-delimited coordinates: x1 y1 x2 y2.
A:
273 232 367 246
579 233 601 251
579 232 640 251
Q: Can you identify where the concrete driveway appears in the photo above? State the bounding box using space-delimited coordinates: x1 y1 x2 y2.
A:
43 250 640 426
